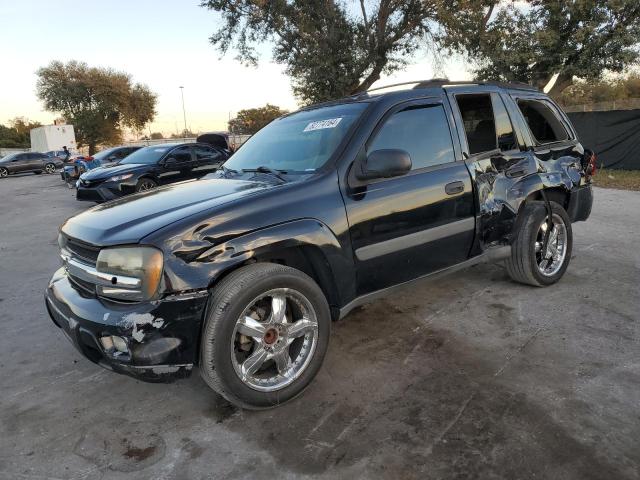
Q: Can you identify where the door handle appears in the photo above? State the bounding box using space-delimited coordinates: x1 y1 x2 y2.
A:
445 181 465 195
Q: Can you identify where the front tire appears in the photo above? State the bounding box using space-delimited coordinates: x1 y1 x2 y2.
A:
135 178 157 192
0 167 8 178
506 200 572 286
200 263 331 409
45 163 56 174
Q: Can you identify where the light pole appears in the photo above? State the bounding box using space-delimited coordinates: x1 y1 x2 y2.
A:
179 86 187 138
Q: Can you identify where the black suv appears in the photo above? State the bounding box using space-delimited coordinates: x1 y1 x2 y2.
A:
76 142 229 202
45 80 595 409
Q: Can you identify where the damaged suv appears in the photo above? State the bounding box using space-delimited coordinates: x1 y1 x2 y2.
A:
45 80 595 409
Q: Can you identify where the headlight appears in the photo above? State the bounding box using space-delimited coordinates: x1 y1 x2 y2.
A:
96 246 163 301
108 173 134 182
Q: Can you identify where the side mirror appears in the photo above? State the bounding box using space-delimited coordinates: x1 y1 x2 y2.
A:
163 157 178 167
357 149 412 180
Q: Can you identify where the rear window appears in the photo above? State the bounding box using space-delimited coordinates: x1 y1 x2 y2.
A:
517 99 568 144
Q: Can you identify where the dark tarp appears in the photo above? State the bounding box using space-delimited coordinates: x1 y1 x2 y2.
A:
567 110 640 170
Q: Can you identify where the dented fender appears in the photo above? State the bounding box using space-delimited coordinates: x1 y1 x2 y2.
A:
160 218 354 305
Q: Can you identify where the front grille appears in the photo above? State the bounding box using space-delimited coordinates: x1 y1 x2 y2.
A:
80 178 104 187
68 274 96 296
64 235 100 265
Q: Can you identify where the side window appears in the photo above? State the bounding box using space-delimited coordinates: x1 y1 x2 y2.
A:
491 95 517 151
170 146 192 163
455 94 497 155
517 99 568 144
195 146 221 161
368 104 455 170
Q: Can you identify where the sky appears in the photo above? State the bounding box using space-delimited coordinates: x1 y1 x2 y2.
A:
0 0 471 136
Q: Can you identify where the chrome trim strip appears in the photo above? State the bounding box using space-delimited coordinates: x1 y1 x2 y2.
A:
340 245 511 319
355 217 475 261
61 253 141 289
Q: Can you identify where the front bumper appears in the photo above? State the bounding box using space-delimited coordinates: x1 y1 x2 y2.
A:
76 179 137 202
44 267 208 382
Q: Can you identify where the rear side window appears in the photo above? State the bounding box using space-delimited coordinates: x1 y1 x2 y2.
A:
455 94 497 155
492 96 517 151
368 104 455 170
517 99 568 144
170 146 192 163
195 146 221 161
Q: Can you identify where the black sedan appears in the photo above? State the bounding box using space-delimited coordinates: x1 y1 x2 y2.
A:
0 152 63 178
60 145 141 181
76 142 229 202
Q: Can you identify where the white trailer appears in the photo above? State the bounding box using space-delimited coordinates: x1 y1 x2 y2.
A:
30 125 77 153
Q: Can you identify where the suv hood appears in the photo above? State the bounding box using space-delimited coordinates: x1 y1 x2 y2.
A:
82 163 145 180
62 178 271 245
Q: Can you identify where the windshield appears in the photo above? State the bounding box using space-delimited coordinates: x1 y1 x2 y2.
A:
91 148 116 161
119 146 170 165
0 153 19 163
224 103 368 172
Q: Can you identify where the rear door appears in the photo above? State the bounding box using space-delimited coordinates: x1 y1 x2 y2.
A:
343 99 475 296
32 153 48 170
193 145 224 177
446 87 533 248
157 146 194 185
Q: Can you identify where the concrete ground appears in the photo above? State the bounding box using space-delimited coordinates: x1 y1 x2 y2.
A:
0 172 638 480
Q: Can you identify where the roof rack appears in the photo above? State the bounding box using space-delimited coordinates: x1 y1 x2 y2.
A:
365 78 538 94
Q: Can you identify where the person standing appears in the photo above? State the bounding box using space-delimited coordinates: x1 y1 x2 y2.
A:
61 146 71 162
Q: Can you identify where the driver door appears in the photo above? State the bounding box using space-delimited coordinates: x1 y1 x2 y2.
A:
343 100 475 296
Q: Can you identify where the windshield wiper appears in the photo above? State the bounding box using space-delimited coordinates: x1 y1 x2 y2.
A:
221 165 240 176
241 166 288 182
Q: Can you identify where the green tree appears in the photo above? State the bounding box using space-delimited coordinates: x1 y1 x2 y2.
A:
228 104 288 134
440 1 640 96
201 0 440 104
555 72 640 107
150 132 164 140
36 61 157 154
0 118 42 148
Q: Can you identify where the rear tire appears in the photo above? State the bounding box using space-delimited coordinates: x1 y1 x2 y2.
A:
45 163 56 174
506 200 572 286
135 178 157 192
200 263 331 409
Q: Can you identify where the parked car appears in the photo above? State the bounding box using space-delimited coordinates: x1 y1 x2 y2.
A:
0 151 63 177
46 80 595 409
75 143 228 202
60 146 141 182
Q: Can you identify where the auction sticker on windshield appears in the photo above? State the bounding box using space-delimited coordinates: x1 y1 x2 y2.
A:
303 118 342 132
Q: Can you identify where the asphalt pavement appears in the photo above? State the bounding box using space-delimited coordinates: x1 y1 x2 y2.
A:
0 172 638 479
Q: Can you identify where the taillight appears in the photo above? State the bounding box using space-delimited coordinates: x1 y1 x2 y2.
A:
582 150 597 180
589 152 597 177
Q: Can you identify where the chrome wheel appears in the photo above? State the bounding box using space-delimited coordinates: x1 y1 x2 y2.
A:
231 288 319 392
0 168 7 178
534 213 567 277
45 163 56 173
